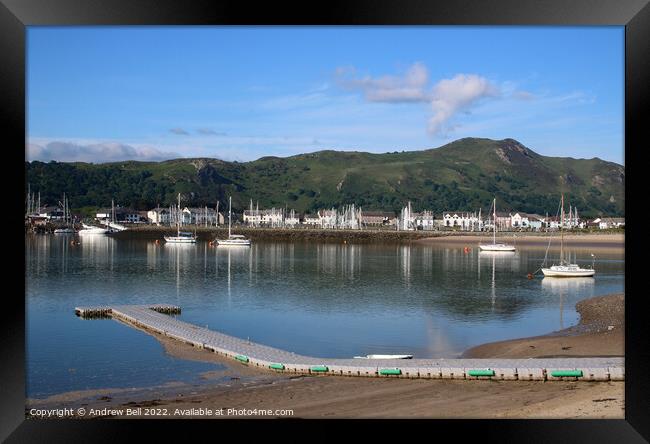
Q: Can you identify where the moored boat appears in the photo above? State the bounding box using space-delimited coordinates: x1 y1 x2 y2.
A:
215 196 251 246
541 194 595 277
164 193 197 244
479 197 515 252
78 223 109 235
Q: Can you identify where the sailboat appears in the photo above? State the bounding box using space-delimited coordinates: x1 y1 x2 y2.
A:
479 198 516 251
78 223 109 235
54 193 76 234
104 199 127 232
215 196 251 246
541 194 595 277
164 193 197 244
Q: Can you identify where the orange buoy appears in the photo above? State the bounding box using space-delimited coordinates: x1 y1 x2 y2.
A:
527 273 534 280
155 239 160 244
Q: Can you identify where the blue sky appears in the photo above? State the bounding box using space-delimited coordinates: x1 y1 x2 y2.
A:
27 26 624 165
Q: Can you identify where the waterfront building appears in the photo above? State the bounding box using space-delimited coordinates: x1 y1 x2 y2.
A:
442 211 482 231
303 214 320 226
182 207 222 226
360 211 396 227
97 207 147 224
510 212 531 228
596 217 625 229
285 209 301 227
147 207 170 225
38 205 64 220
414 211 436 231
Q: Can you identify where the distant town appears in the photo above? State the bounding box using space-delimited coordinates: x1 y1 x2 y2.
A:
25 193 625 234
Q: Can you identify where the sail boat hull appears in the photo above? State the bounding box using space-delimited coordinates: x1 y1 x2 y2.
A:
541 266 595 277
164 235 197 243
479 244 516 252
215 239 250 246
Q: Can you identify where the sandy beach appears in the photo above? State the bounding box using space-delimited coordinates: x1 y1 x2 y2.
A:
26 294 624 419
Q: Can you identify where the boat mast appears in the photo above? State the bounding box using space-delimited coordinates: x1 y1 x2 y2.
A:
493 198 496 245
228 196 232 238
177 193 181 236
560 193 564 265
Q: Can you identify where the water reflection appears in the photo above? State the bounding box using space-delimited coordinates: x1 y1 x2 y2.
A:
541 277 596 292
541 277 595 330
26 237 624 378
165 243 197 298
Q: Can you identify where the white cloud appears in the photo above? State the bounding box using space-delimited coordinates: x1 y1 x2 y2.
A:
336 62 431 103
337 64 500 136
26 141 181 163
428 74 499 135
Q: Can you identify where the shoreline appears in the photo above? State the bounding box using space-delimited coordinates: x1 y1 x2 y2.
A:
26 293 625 418
463 293 624 359
29 226 625 246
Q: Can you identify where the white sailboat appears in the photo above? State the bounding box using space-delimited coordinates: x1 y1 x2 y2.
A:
479 198 516 252
78 223 109 235
164 193 197 244
215 196 251 246
54 193 76 234
541 194 595 277
104 199 127 232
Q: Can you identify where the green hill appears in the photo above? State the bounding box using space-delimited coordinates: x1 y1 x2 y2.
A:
25 137 624 218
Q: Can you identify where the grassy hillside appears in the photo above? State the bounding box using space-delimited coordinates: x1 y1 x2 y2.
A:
25 138 625 218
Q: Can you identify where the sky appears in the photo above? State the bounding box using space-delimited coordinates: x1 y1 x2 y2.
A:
26 26 624 165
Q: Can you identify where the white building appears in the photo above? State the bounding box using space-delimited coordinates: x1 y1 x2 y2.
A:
285 209 300 227
303 214 320 226
510 212 530 229
527 214 545 231
147 207 170 225
261 208 284 227
597 217 625 229
414 211 436 231
182 207 222 226
442 211 482 231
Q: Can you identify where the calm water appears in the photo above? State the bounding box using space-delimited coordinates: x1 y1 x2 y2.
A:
26 234 624 398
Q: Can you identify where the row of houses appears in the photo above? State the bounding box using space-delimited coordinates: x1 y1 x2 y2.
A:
27 202 625 231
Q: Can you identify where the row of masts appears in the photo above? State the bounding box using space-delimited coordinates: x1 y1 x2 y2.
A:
25 184 41 216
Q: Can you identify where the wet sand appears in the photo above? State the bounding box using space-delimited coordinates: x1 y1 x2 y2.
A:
26 294 624 419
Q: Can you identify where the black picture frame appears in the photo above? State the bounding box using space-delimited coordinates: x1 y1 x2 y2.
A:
3 0 648 441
